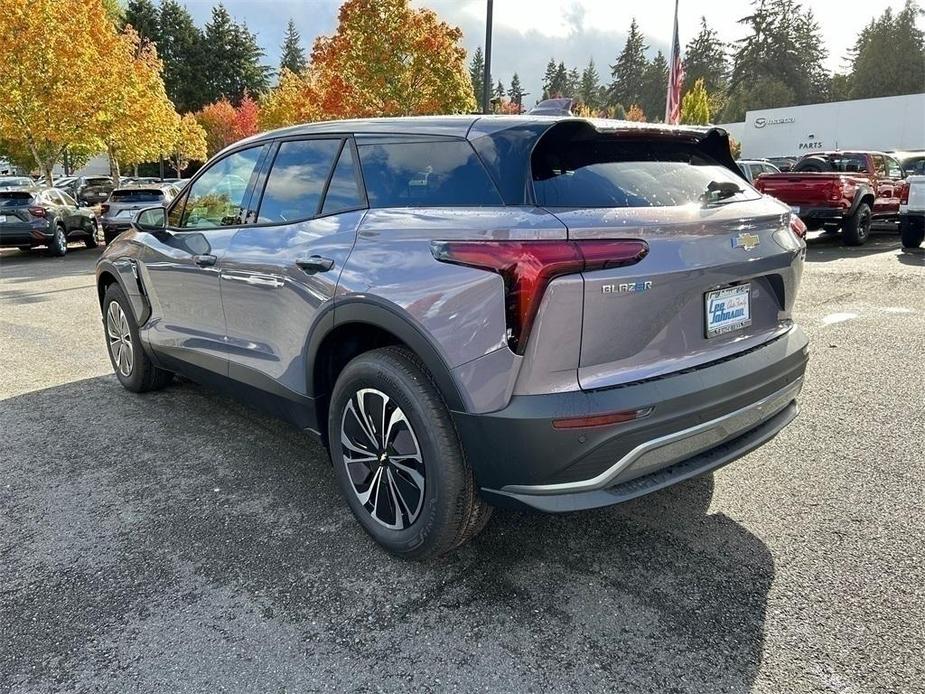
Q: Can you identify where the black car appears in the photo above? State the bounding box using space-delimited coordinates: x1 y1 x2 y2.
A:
0 188 99 255
57 175 113 207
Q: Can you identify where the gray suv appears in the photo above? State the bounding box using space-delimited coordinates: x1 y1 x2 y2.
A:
96 116 809 559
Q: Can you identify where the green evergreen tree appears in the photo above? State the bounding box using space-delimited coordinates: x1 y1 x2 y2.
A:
553 61 568 96
279 18 307 74
542 58 557 99
566 67 581 97
507 72 525 110
579 59 601 109
639 50 668 121
680 78 712 124
159 0 206 112
849 1 925 99
494 80 505 101
203 4 270 105
469 46 486 110
123 0 160 45
609 18 648 107
684 17 728 96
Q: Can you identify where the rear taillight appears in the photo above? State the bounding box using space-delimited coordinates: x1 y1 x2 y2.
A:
790 214 807 239
100 203 110 215
432 239 648 353
27 206 46 218
900 182 910 205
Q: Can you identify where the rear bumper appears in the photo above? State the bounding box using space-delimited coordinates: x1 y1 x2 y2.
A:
798 207 845 223
453 326 809 512
0 224 51 246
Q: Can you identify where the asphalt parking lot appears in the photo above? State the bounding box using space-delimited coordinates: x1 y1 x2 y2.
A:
1 232 923 693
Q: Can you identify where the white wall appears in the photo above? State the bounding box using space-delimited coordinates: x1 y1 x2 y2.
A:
724 93 925 159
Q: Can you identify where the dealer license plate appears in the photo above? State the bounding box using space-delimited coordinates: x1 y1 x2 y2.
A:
790 206 801 215
705 284 752 338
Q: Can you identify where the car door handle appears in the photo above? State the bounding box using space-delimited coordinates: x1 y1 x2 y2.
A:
194 254 217 268
296 255 335 274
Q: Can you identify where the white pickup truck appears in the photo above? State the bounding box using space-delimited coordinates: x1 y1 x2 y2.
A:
900 175 925 249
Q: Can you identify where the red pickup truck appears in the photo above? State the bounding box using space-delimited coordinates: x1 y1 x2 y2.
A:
754 151 908 246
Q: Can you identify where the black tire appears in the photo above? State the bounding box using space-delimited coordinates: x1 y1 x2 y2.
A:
842 202 872 246
103 227 117 245
102 283 172 393
794 156 833 173
328 346 490 559
900 221 924 249
47 223 67 256
84 219 99 248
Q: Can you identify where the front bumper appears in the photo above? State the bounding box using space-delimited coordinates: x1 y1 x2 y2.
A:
454 326 809 512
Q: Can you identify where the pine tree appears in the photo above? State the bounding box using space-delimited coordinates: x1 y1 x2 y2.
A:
123 0 160 45
542 59 557 99
203 5 270 105
849 1 925 99
579 59 601 110
684 17 727 96
609 18 648 107
159 0 206 112
680 78 711 124
469 47 485 110
553 61 568 97
279 18 307 74
494 80 505 101
639 51 668 122
567 67 581 97
507 73 525 111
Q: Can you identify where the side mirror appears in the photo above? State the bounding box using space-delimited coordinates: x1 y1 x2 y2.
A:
135 205 167 232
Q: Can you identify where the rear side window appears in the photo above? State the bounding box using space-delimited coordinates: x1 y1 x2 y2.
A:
321 143 364 216
358 140 502 207
110 189 164 203
0 192 33 206
257 139 341 223
533 137 759 208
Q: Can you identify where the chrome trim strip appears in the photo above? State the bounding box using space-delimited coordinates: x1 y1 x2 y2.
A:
502 377 804 496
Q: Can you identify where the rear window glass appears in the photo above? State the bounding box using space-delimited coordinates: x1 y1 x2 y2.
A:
533 139 758 208
85 177 111 186
110 189 164 203
0 177 33 188
903 157 925 176
0 192 33 206
321 143 364 215
257 139 342 223
358 141 502 207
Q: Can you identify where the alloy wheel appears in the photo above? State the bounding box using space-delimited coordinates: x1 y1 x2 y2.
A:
340 388 425 530
106 301 134 377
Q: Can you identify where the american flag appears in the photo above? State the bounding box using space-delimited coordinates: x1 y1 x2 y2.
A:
665 0 685 125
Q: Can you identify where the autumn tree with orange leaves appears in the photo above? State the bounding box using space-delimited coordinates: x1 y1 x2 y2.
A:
0 0 114 183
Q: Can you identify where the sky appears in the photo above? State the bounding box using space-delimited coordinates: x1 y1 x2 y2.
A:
181 0 923 104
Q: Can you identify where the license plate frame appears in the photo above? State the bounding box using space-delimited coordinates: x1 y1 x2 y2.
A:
790 206 801 215
705 284 752 338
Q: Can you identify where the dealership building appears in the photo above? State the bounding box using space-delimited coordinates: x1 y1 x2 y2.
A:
719 92 925 159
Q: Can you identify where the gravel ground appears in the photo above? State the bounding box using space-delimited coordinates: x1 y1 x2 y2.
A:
1 231 923 693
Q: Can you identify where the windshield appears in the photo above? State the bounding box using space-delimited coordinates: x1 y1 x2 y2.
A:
109 189 164 203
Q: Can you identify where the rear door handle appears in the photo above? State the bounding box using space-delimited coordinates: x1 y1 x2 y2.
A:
296 255 335 274
194 254 217 268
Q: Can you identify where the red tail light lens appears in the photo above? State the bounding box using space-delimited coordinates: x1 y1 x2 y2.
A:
100 203 110 215
432 239 648 353
27 206 46 218
900 182 910 205
789 214 807 239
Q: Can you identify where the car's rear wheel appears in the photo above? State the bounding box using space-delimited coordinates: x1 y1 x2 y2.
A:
843 202 872 246
84 219 99 248
900 221 924 249
47 224 67 256
103 283 172 392
328 347 490 559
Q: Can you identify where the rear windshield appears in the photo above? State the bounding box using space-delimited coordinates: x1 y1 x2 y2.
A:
85 177 112 187
110 189 164 203
0 177 33 188
358 140 502 207
901 156 925 176
0 191 34 206
533 138 758 208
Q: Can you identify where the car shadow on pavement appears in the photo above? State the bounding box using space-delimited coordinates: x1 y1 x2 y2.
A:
803 229 901 262
897 247 925 267
0 246 102 282
0 375 773 693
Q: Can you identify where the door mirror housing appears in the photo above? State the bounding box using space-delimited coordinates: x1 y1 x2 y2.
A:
135 205 167 232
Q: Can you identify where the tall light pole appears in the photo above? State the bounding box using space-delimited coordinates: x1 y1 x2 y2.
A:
482 0 493 114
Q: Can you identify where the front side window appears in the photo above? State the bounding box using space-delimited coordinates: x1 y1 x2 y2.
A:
59 191 77 206
358 140 502 207
180 146 263 229
256 139 342 223
886 157 903 179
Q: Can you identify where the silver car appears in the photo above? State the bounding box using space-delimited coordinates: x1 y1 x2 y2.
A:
100 185 178 245
96 116 809 559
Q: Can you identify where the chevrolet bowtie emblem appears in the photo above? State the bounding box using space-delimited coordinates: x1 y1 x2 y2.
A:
732 232 760 250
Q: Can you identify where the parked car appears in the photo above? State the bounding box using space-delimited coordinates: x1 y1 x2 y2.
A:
0 187 98 255
100 185 179 245
528 98 575 116
767 156 798 173
737 159 781 183
96 116 809 558
894 151 925 177
0 176 38 191
56 175 113 206
900 174 925 249
754 151 907 245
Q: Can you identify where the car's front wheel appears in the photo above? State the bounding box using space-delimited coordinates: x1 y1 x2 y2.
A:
103 283 172 392
84 219 99 248
328 347 491 559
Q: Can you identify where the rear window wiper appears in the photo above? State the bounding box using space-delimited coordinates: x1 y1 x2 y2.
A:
700 180 743 205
